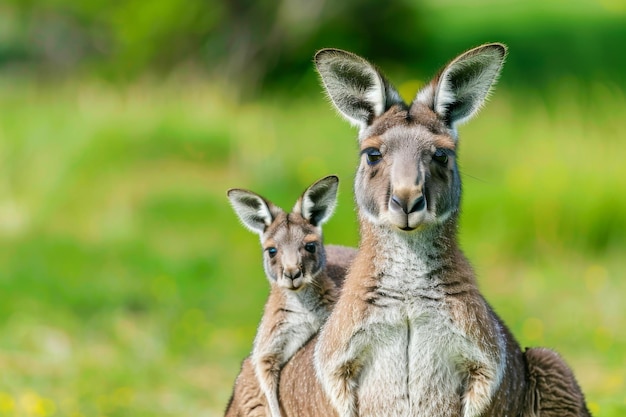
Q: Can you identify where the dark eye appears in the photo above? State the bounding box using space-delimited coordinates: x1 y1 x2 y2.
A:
266 247 277 258
304 242 316 253
433 149 448 165
363 148 383 165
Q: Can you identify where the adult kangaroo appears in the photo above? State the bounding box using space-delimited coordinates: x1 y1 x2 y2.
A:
313 43 591 417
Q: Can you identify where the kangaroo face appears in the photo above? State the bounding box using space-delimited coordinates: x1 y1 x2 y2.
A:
355 105 460 232
262 213 325 290
228 175 339 291
315 44 506 233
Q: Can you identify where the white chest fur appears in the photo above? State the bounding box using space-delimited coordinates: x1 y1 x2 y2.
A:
256 286 328 362
353 229 492 417
356 307 468 416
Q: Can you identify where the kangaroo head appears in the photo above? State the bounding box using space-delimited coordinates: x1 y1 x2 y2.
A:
315 44 506 233
227 175 339 290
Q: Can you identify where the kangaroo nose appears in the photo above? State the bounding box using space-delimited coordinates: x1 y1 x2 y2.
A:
390 194 425 214
283 269 302 280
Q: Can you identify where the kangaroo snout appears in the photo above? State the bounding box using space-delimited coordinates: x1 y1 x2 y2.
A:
388 157 427 222
281 266 304 289
390 193 426 215
388 185 427 230
283 268 302 280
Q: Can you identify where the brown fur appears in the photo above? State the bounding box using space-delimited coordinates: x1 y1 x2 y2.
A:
226 176 350 417
525 348 592 417
224 245 356 417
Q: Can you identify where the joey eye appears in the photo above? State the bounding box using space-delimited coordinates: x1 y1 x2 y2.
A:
304 242 316 253
433 149 449 165
266 247 278 258
363 148 383 165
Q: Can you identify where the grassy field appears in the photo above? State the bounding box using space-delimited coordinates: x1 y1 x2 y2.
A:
0 77 624 416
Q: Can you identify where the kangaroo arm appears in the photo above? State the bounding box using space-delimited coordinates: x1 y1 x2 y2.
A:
314 298 371 417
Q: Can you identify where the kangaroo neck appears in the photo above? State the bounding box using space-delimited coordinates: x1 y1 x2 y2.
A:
357 213 468 283
281 273 336 314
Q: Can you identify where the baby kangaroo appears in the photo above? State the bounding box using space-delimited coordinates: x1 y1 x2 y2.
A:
227 175 346 417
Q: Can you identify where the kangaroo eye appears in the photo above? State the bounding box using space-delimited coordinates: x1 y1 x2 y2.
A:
304 242 316 253
363 148 383 165
433 149 448 165
266 247 278 258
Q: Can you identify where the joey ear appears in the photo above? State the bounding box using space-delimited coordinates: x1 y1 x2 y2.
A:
295 175 339 227
315 49 402 131
416 43 507 131
227 189 277 235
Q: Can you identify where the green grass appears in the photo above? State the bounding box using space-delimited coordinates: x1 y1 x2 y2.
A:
0 78 624 416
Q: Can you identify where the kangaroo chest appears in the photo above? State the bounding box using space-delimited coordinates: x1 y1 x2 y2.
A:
256 289 328 363
283 292 328 339
355 269 483 416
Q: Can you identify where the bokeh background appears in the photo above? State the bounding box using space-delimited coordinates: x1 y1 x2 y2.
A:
1 0 625 415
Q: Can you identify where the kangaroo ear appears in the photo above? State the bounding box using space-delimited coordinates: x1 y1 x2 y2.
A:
294 175 339 227
315 49 403 131
416 43 507 132
227 189 277 234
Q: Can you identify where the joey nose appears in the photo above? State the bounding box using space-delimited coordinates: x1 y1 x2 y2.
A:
283 269 302 280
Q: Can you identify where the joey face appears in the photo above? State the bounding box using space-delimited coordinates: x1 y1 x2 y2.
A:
355 105 461 232
262 212 326 290
228 175 338 292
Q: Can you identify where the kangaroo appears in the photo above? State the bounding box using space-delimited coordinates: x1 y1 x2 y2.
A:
225 335 339 417
224 243 356 417
311 44 591 417
226 175 356 417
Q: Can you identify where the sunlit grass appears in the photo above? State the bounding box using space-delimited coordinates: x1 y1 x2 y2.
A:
0 78 624 415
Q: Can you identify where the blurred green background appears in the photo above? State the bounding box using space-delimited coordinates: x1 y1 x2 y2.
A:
0 0 625 416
